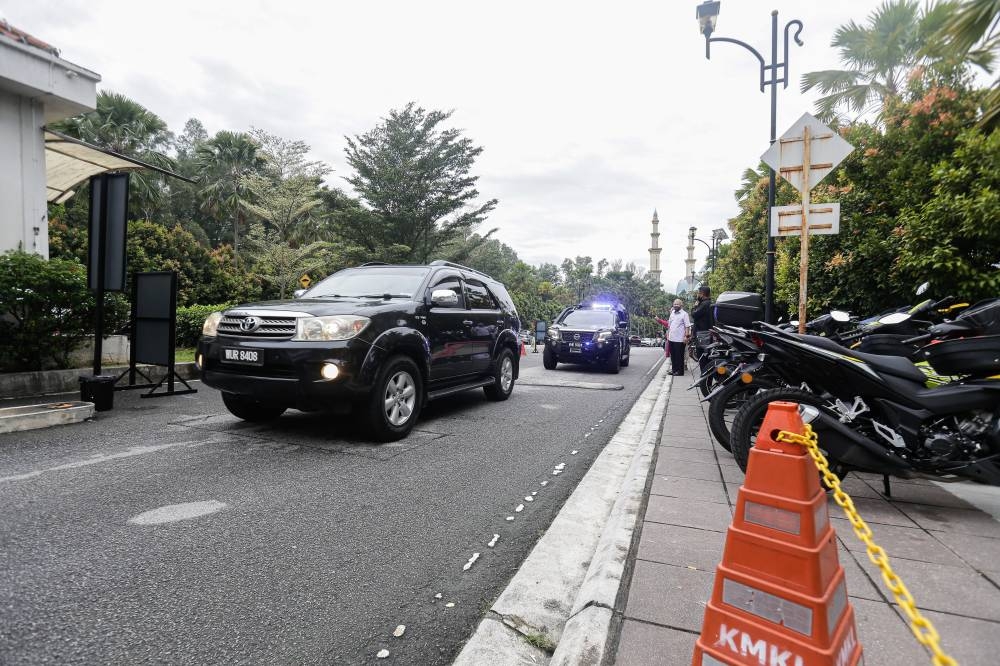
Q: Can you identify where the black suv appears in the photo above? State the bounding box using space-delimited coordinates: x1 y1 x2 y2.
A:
197 261 520 441
542 303 631 373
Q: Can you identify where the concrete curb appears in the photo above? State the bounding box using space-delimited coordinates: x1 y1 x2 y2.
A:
0 363 198 400
453 361 670 665
0 401 95 433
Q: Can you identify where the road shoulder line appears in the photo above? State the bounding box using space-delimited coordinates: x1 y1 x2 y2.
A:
453 361 670 665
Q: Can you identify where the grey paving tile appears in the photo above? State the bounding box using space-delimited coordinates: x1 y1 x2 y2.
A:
725 483 740 505
838 476 885 499
658 437 715 451
637 522 726 571
928 530 1000 574
856 558 1000 621
877 482 976 509
913 609 1000 666
650 475 729 504
827 495 918 528
614 620 698 666
839 546 883 602
624 560 714 633
654 458 721 482
658 446 717 464
894 502 1000 539
850 596 929 664
719 464 744 484
644 494 732 533
832 517 965 566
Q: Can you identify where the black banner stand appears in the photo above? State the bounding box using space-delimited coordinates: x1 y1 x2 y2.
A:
115 271 196 398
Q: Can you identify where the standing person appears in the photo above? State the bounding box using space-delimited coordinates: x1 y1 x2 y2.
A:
691 286 714 374
656 299 691 376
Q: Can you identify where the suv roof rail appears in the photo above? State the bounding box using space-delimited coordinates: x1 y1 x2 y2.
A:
359 261 390 267
429 259 492 280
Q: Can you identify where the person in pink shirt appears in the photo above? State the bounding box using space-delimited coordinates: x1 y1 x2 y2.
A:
656 299 692 376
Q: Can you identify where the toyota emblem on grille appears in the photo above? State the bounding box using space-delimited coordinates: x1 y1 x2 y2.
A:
573 333 580 341
239 316 262 332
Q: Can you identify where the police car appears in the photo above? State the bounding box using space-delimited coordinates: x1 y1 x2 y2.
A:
542 302 631 373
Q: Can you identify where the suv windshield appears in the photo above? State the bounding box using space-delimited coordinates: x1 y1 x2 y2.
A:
306 267 430 299
560 310 616 329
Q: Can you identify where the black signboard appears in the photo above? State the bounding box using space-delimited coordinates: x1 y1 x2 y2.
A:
88 173 128 292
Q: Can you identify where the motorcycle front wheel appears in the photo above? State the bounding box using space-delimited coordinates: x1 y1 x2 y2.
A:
729 387 847 480
707 379 777 451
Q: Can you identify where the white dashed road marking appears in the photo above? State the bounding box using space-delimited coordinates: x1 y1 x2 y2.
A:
128 500 227 525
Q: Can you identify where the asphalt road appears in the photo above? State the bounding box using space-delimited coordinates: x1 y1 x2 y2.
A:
0 346 666 665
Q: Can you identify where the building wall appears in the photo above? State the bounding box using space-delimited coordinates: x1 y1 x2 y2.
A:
0 89 47 258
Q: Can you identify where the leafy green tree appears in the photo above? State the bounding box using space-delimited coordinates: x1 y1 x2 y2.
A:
242 173 325 243
801 0 953 119
51 90 176 220
242 223 331 299
341 103 498 263
196 130 265 260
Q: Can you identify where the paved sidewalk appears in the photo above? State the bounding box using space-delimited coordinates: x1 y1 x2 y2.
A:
612 374 1000 665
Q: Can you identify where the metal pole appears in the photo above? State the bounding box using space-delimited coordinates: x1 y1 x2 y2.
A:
93 175 108 376
765 10 779 325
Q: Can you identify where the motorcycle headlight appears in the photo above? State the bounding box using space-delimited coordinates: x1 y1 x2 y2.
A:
597 330 612 342
293 315 370 341
202 311 223 337
549 327 561 341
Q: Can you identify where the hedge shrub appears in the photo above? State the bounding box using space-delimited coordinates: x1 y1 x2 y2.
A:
176 303 234 348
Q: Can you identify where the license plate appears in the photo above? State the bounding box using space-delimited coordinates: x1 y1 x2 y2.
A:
568 342 582 352
221 347 263 366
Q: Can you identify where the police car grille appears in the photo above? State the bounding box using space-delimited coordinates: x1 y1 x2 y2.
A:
218 316 297 338
563 331 595 342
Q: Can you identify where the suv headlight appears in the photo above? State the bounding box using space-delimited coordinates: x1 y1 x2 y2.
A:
293 315 370 341
202 312 223 337
597 330 613 342
549 327 561 341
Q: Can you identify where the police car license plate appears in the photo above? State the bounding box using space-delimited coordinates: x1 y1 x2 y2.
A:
568 342 582 352
222 347 263 366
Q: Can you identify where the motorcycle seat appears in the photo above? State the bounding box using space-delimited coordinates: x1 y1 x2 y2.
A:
791 334 928 384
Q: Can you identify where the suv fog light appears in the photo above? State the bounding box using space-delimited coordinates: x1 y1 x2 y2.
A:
196 353 203 369
320 363 340 380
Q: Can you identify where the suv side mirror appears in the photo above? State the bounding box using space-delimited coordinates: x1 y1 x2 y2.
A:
431 289 459 307
293 289 307 299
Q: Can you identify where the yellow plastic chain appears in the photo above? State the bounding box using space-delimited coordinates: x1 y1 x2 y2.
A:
776 425 959 666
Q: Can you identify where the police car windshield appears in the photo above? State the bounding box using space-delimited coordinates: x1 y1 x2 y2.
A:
305 267 430 299
561 310 615 328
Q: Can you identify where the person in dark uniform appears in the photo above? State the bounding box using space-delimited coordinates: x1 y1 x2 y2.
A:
691 286 714 374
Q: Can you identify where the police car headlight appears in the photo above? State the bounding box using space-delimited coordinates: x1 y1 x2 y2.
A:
597 330 613 342
549 327 561 341
293 315 370 341
202 312 223 337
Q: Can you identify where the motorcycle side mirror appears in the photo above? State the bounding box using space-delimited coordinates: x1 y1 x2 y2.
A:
879 312 911 325
830 310 850 323
916 281 930 296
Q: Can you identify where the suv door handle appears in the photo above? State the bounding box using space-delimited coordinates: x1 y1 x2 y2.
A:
462 320 474 326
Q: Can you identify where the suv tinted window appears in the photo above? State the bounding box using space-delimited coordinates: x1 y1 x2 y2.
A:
307 266 430 299
561 310 616 328
465 279 497 310
429 274 464 308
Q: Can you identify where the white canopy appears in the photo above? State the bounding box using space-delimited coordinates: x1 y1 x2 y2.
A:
44 130 193 203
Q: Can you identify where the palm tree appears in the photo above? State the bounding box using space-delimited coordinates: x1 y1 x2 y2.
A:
800 1 952 119
51 90 175 219
195 131 265 263
929 0 1000 128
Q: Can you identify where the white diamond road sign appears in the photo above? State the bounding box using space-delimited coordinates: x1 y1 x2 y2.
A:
761 112 854 194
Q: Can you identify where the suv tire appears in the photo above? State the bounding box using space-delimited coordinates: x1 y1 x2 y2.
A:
606 348 621 374
621 345 630 367
222 392 286 422
367 356 423 442
484 348 516 401
543 346 558 370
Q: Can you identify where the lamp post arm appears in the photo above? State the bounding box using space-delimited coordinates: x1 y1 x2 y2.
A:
705 36 767 91
781 20 805 89
692 237 712 253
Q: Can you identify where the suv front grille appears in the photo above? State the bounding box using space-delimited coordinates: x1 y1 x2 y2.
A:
218 315 297 339
562 330 595 343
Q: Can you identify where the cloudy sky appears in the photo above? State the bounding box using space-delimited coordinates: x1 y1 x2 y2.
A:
7 0 884 288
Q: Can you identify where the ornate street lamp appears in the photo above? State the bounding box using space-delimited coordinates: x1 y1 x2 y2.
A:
695 1 803 323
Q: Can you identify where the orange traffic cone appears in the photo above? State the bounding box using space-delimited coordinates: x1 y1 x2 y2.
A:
692 401 862 666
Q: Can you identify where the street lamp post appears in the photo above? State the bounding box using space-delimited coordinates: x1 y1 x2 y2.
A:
695 1 803 324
